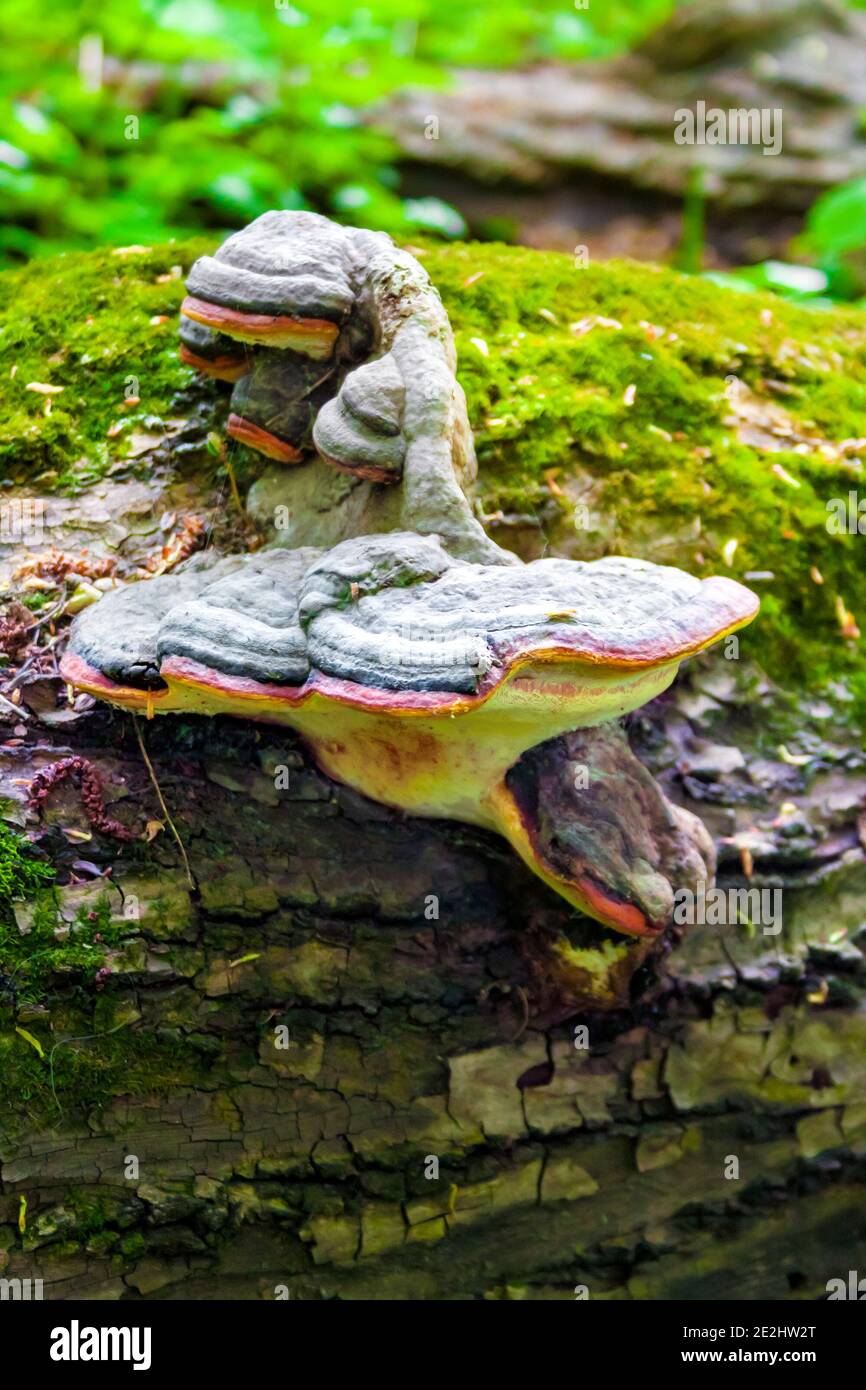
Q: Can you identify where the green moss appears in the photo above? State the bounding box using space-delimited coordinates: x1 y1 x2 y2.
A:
0 891 121 1007
62 1193 112 1239
119 1233 147 1261
0 1021 214 1134
0 886 212 1128
0 819 54 907
0 237 214 483
421 243 866 707
2 237 865 706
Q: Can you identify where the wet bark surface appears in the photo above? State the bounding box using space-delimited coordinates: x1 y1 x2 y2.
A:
2 652 865 1300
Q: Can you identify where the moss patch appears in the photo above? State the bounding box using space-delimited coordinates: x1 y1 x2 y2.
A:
0 819 54 906
0 891 117 1007
2 237 865 705
0 238 214 484
0 888 210 1129
0 1026 213 1135
423 243 866 708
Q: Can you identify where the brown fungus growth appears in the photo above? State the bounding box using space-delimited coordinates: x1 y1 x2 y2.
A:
64 211 759 974
175 211 495 561
29 756 133 841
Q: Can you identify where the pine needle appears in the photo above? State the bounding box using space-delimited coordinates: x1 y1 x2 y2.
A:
133 715 194 889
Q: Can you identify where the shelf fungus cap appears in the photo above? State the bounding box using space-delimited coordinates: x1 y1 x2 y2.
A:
225 353 338 464
178 316 249 382
295 534 758 695
312 353 406 483
181 210 363 356
62 533 757 937
177 210 501 565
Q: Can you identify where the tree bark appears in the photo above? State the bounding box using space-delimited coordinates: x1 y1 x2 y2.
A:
2 659 865 1301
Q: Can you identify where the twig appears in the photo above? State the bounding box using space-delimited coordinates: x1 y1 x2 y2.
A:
31 592 75 637
224 451 245 518
0 690 26 719
0 594 68 676
511 984 530 1040
133 716 195 889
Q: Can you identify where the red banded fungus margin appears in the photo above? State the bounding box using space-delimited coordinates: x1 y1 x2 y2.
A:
62 211 758 961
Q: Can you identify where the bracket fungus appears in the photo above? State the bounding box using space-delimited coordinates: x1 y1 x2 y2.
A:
63 211 759 957
177 210 498 564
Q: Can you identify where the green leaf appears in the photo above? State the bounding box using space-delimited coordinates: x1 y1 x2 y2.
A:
15 1026 46 1059
807 177 866 260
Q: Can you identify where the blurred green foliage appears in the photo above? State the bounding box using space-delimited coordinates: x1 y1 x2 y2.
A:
4 0 866 308
0 0 672 263
704 180 866 311
800 176 866 300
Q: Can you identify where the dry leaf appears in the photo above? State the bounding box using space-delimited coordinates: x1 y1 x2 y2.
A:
25 381 64 395
543 468 564 498
835 595 860 640
777 744 811 767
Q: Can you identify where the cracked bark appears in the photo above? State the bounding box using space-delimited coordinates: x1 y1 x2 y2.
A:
2 661 866 1301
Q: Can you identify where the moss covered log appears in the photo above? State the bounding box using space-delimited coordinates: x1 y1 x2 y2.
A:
1 239 865 1299
3 238 865 703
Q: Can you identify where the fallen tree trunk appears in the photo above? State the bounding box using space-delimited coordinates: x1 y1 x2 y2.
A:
373 0 866 212
2 667 865 1300
2 233 865 1302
